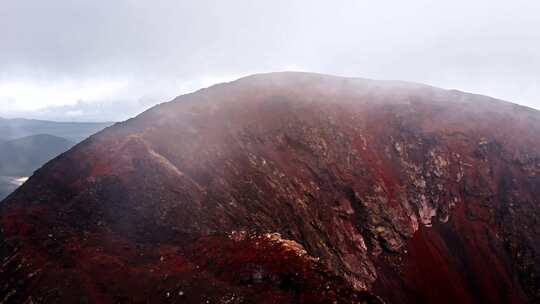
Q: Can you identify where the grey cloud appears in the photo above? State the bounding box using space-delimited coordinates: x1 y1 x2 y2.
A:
1 0 539 121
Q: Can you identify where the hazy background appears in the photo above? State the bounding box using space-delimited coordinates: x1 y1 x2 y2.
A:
1 0 539 122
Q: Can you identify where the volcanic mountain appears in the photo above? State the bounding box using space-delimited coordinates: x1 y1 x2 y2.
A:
2 72 540 303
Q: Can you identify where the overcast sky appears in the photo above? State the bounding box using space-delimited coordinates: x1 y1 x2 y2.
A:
1 0 539 121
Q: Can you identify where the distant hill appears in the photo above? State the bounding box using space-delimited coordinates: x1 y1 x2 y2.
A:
0 134 77 200
0 118 111 201
0 134 75 177
0 117 112 142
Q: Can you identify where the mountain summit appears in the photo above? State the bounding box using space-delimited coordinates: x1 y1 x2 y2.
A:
1 72 540 303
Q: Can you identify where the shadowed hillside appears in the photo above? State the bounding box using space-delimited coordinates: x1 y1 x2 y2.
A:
0 134 74 176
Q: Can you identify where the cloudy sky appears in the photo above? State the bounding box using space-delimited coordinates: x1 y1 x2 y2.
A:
1 0 539 121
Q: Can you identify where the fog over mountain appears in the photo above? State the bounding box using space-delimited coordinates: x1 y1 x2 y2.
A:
1 1 540 121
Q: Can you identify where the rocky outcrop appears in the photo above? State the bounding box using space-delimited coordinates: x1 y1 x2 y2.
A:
1 72 540 303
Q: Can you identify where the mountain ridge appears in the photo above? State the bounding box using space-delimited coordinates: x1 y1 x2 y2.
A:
0 116 113 142
0 134 75 177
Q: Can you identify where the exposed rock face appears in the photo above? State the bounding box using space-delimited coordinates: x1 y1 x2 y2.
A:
2 72 540 303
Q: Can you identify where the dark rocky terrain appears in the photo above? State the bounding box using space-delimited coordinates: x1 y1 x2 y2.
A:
1 72 540 303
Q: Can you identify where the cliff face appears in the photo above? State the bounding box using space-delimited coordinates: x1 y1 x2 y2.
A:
2 72 540 303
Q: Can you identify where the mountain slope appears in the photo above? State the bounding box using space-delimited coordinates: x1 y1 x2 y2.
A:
0 117 112 142
1 72 540 303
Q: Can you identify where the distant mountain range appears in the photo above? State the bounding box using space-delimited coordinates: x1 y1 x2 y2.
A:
0 118 112 200
0 117 111 142
0 134 75 176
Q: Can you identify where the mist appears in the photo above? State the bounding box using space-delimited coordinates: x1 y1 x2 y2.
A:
1 0 540 121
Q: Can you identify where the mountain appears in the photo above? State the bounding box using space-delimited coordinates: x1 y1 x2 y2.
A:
0 134 75 177
0 117 112 142
0 119 111 201
1 72 540 303
0 134 76 201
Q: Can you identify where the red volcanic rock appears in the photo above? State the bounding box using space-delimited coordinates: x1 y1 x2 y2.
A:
2 72 540 303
